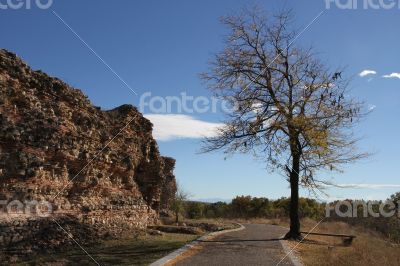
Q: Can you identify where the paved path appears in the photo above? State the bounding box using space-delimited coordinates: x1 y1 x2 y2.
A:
174 224 294 266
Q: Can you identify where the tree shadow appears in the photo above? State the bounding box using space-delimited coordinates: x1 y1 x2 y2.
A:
199 238 283 243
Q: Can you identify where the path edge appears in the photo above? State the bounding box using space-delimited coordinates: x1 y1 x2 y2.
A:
149 223 245 266
278 226 304 266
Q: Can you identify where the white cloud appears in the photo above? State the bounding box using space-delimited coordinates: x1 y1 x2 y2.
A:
252 102 263 114
144 114 223 141
323 183 400 189
368 104 377 111
359 70 377 77
382 72 400 79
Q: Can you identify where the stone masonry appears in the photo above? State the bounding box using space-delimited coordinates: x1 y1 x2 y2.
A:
0 49 177 252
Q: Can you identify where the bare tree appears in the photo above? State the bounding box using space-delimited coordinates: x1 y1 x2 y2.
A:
171 184 190 224
201 8 368 239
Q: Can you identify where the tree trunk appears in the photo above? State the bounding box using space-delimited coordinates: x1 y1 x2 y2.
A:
175 211 179 224
285 152 301 240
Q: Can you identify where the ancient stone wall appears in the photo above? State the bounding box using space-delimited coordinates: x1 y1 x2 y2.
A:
0 49 176 250
160 157 177 213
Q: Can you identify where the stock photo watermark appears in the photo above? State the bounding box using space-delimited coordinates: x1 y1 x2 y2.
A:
326 200 400 218
325 0 400 9
0 199 53 217
0 0 53 10
139 92 236 114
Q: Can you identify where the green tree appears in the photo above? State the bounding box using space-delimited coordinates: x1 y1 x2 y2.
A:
186 201 205 219
250 197 271 217
390 192 400 209
210 202 229 218
231 196 253 218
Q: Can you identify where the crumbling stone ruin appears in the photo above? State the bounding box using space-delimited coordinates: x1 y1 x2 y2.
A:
0 49 177 253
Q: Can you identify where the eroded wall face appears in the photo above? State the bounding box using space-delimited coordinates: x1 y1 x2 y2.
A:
0 49 177 249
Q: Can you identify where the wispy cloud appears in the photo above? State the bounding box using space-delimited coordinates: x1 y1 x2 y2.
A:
323 183 400 189
368 104 377 111
145 114 222 141
359 69 377 77
382 72 400 79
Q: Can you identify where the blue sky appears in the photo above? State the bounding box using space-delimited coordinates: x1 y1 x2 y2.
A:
1 0 399 201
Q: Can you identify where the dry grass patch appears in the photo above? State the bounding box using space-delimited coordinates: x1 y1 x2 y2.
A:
286 218 400 266
165 244 204 266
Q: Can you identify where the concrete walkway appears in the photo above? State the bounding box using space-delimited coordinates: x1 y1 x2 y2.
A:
173 224 295 266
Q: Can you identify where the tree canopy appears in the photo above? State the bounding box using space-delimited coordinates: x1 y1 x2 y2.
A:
201 7 369 238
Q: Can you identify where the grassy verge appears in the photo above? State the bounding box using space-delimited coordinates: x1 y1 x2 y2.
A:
285 218 400 266
17 233 198 266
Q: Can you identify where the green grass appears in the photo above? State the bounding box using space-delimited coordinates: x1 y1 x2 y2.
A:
17 233 198 266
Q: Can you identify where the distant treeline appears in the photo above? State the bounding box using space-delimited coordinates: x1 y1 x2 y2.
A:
184 196 325 220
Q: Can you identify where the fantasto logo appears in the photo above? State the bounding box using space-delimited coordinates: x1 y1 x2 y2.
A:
325 0 400 9
0 0 53 10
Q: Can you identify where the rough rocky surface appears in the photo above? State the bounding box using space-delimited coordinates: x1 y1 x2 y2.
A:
0 49 177 253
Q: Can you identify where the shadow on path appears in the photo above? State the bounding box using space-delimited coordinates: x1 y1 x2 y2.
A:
199 238 283 243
